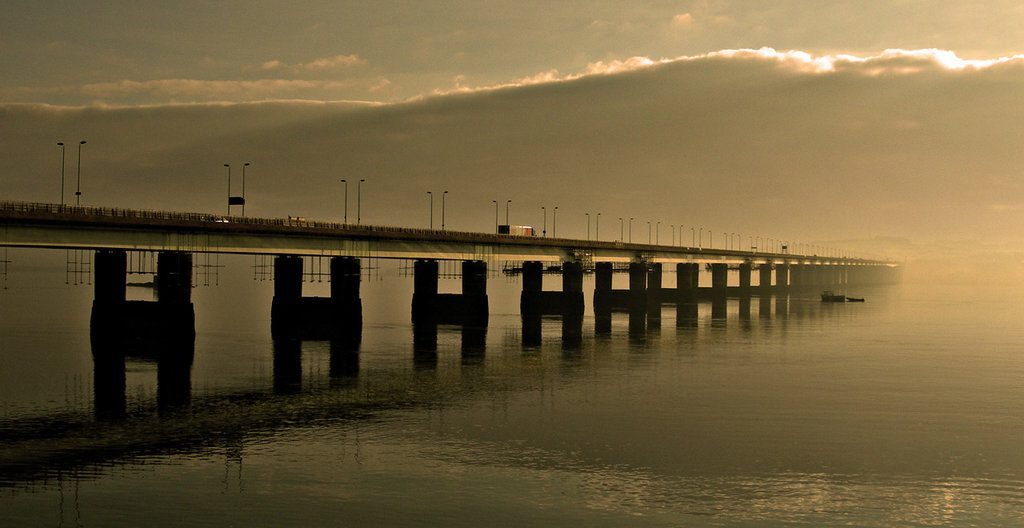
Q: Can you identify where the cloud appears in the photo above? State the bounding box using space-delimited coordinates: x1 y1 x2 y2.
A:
78 78 356 100
257 54 366 73
671 13 694 28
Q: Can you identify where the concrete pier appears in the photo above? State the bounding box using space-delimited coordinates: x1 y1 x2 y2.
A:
412 259 488 326
710 263 728 298
758 263 772 294
646 263 663 321
677 263 699 302
270 256 362 340
520 261 585 318
775 264 789 291
91 250 196 342
739 262 752 294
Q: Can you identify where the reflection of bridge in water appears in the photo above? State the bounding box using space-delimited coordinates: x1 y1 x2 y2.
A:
1 297 871 490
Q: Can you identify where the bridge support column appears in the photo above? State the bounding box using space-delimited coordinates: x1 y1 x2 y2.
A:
646 263 662 321
739 262 752 295
675 263 699 328
758 263 772 295
91 250 195 342
412 259 488 326
775 264 789 292
628 262 648 333
520 261 584 319
271 255 362 340
711 263 728 298
676 263 699 302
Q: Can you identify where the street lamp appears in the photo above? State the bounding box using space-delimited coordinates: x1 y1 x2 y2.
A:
647 220 651 244
619 217 624 242
75 140 86 206
492 200 498 233
541 206 546 237
427 191 433 228
553 206 558 237
670 224 675 246
656 221 661 245
585 212 590 240
442 190 448 231
629 217 634 243
341 179 348 223
505 200 511 225
224 164 231 215
691 227 695 247
357 178 365 225
699 227 703 249
241 162 250 216
56 142 66 205
596 213 600 241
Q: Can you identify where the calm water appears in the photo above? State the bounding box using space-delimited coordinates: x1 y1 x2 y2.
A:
2 252 1024 527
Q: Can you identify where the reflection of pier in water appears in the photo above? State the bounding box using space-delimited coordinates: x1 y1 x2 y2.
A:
0 292 861 490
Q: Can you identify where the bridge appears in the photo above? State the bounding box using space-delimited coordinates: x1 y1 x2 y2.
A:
0 200 898 342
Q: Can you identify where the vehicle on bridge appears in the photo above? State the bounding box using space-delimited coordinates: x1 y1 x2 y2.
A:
497 224 535 236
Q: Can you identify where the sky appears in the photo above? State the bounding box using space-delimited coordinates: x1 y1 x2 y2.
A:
3 1 1024 254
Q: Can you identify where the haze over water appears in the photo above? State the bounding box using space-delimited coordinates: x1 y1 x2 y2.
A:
2 253 1023 526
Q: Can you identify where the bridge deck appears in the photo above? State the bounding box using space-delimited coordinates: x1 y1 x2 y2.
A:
0 201 888 265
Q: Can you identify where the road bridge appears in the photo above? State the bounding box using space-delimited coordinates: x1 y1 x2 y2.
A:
0 201 899 340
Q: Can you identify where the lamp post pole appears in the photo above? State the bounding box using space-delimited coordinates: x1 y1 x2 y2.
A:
492 200 498 233
585 213 590 240
619 217 623 242
596 213 600 241
241 162 250 216
505 200 511 225
699 227 703 249
647 221 651 244
57 142 66 206
341 179 348 223
629 217 633 243
670 224 675 246
541 206 546 237
691 227 695 247
224 164 231 215
427 191 433 229
75 140 86 206
357 178 365 225
656 221 661 245
553 206 558 237
441 190 448 230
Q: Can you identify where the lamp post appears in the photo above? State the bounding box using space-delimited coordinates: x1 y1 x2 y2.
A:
224 164 231 215
357 178 365 225
427 191 433 229
492 200 498 233
647 221 651 244
629 217 634 243
656 221 661 245
553 206 558 237
57 142 66 205
341 179 348 223
596 213 600 241
619 217 624 242
441 190 448 231
691 227 695 247
75 140 86 206
505 200 511 225
541 206 546 237
585 213 590 240
670 224 675 246
241 162 250 216
699 227 703 249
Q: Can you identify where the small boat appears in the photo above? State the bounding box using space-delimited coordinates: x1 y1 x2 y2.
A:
845 296 865 302
820 290 846 302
